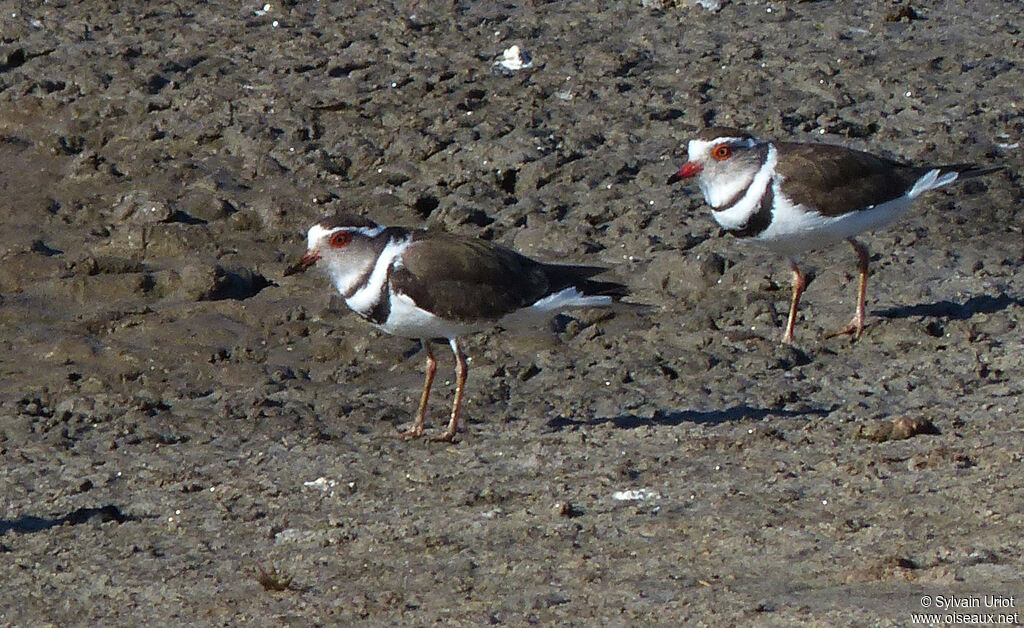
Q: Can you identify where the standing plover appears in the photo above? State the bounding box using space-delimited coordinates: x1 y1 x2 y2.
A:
287 213 627 441
668 127 1001 343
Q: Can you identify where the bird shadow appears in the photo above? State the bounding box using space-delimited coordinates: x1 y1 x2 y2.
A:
546 404 834 431
873 293 1023 321
0 504 138 536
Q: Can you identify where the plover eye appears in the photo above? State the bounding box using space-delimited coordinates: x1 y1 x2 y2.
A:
329 231 351 248
712 144 732 161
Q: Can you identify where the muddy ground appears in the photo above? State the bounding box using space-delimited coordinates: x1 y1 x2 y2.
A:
1 1 1023 625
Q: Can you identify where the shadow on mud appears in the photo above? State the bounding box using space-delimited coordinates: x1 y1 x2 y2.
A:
546 404 833 431
1 505 136 536
875 293 1023 320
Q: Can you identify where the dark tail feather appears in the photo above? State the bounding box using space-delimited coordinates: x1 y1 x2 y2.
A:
580 278 630 299
938 164 1005 180
545 263 606 280
543 263 629 299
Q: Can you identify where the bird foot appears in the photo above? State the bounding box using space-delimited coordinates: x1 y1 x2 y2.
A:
824 318 864 340
428 430 457 444
396 425 425 440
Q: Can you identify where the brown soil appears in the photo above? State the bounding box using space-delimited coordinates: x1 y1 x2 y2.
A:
1 1 1022 625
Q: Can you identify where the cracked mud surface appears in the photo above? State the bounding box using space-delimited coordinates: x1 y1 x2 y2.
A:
1 1 1022 625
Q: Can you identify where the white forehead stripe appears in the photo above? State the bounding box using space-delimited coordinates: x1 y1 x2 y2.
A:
354 224 386 237
306 224 336 250
687 136 758 158
306 222 385 249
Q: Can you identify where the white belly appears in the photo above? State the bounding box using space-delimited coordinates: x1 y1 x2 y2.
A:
370 287 613 340
757 193 914 257
374 292 487 339
753 167 955 256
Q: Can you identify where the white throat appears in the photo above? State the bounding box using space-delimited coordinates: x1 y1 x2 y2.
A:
344 236 410 316
325 255 373 298
707 144 777 231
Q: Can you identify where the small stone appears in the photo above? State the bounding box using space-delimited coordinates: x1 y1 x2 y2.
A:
857 416 940 442
114 191 173 224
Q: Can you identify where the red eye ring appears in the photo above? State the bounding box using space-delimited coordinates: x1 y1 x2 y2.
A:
712 144 732 161
329 231 351 248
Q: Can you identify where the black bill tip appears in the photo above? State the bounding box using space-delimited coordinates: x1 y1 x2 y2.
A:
283 252 319 276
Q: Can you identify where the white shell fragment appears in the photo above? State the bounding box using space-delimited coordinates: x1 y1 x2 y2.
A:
694 0 725 10
612 488 661 501
495 45 533 71
995 133 1020 150
303 477 337 491
641 0 725 10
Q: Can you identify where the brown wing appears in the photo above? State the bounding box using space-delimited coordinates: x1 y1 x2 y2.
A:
391 234 557 322
391 233 622 322
775 142 930 216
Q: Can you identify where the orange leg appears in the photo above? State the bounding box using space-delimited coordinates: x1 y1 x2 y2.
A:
398 340 435 440
825 239 869 340
782 260 806 345
431 338 467 443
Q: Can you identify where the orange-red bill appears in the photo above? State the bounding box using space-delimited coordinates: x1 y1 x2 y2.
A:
666 161 702 184
283 251 320 276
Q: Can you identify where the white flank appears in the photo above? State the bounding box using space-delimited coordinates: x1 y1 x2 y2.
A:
531 286 613 311
379 285 613 339
381 291 484 339
758 166 963 256
345 237 410 317
907 168 958 198
760 185 913 256
708 144 778 231
499 287 613 329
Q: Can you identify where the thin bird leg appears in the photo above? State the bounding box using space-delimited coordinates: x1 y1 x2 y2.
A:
782 259 806 345
432 338 467 443
398 340 435 440
826 238 870 340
